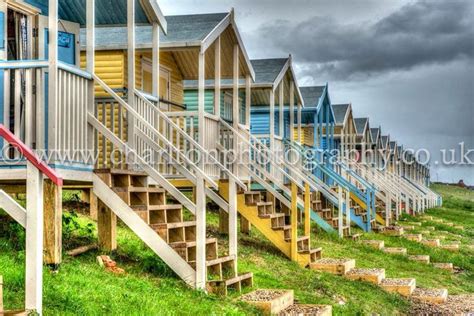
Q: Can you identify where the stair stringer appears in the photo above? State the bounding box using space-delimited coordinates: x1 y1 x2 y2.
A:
219 183 311 267
93 175 196 287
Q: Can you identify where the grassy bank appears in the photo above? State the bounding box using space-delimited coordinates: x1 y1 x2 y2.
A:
0 184 472 315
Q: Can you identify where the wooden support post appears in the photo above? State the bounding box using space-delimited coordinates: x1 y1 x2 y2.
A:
48 0 59 159
290 182 298 261
25 162 44 314
86 0 95 155
214 36 221 117
82 189 98 220
228 44 240 262
385 191 391 227
289 82 295 142
269 90 275 174
345 189 351 231
218 209 229 234
245 75 251 126
195 51 207 290
240 216 251 234
279 84 284 138
297 103 302 143
97 199 117 251
152 23 160 99
43 179 62 266
304 183 311 236
337 186 343 238
127 0 136 149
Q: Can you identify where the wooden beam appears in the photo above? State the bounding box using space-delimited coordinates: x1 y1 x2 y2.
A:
97 199 117 251
0 190 26 227
214 36 221 117
297 102 302 143
43 179 62 265
289 81 295 141
245 75 251 126
25 162 44 314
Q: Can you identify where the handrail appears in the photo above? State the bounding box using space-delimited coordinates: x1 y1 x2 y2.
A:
219 118 303 191
58 61 93 80
0 124 63 186
0 59 49 69
93 75 217 190
134 89 247 190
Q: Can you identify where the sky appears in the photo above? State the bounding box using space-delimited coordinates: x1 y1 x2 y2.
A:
159 0 474 184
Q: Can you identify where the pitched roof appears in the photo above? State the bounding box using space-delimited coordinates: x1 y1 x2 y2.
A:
332 104 350 124
381 136 389 148
390 141 396 150
251 58 289 85
299 86 325 107
80 12 228 48
370 128 380 142
354 118 368 135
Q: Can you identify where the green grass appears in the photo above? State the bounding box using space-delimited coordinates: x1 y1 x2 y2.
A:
0 184 472 315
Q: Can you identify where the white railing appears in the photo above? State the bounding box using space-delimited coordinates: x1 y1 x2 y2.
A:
0 61 92 166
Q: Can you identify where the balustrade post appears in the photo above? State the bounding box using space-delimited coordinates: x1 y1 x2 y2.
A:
290 182 298 261
304 183 311 236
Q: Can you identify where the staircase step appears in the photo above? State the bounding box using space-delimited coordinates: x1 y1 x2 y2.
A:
149 204 183 224
170 238 218 262
206 255 237 267
361 240 385 250
433 262 454 272
383 226 404 236
405 234 423 242
440 244 460 252
421 239 441 247
95 168 147 176
408 255 430 264
380 278 416 296
383 247 407 256
112 186 164 193
411 288 448 304
240 289 294 315
310 258 356 275
345 268 385 284
207 272 253 296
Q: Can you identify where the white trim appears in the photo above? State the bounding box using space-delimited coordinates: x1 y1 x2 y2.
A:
200 12 231 54
0 190 27 227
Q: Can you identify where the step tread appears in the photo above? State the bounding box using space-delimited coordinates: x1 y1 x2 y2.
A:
95 168 148 176
151 221 196 229
169 238 217 249
206 255 237 266
149 204 183 211
113 186 165 193
259 213 285 219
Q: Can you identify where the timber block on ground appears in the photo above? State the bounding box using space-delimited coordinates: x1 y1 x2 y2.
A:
279 304 332 316
432 219 444 223
408 255 430 264
360 240 385 250
241 289 294 315
310 258 356 275
405 234 423 242
440 244 460 252
421 239 441 247
383 226 404 236
411 222 423 226
425 226 435 231
401 225 415 231
411 288 448 304
383 247 407 256
432 263 454 272
207 272 253 296
350 233 362 242
454 225 464 230
380 278 416 297
445 222 454 227
345 268 385 284
419 230 431 235
423 216 433 220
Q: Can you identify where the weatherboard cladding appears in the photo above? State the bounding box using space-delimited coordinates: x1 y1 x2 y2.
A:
25 0 150 26
332 104 350 124
79 13 228 48
250 58 288 84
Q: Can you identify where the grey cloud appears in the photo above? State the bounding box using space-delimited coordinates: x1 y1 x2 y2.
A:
251 0 474 80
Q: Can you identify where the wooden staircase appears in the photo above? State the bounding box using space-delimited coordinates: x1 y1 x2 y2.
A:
219 182 322 267
94 169 252 295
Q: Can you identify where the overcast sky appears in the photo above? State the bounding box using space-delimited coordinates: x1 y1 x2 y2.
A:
160 0 474 184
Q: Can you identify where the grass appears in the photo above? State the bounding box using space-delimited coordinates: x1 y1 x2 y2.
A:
0 184 472 315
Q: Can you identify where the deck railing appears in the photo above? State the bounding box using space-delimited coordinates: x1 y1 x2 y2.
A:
0 60 92 166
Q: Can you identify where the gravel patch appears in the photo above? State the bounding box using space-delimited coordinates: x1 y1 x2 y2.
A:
381 278 414 286
241 289 288 302
315 258 352 264
346 268 384 275
279 304 329 315
409 294 474 315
